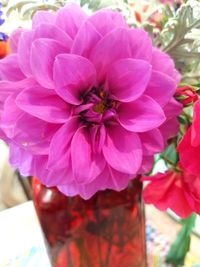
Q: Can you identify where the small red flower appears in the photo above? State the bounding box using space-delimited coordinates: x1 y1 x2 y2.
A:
142 167 200 218
178 100 200 175
175 85 198 106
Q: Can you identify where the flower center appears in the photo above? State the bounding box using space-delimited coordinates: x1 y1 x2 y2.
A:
93 101 107 113
76 87 117 125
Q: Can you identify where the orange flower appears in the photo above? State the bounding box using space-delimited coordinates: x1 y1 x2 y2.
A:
0 41 9 58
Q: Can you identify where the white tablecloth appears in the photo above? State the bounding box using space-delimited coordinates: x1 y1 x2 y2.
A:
0 201 51 267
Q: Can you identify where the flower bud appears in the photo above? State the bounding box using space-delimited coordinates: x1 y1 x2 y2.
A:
175 86 198 106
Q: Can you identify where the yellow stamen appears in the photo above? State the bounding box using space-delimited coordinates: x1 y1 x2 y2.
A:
93 102 106 113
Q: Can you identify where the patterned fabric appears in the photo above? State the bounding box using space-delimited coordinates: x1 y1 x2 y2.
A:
146 220 200 267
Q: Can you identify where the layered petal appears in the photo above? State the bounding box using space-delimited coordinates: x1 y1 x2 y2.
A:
16 85 70 123
145 70 176 107
106 166 132 191
139 155 154 174
107 58 151 102
55 3 87 39
71 20 102 58
18 30 34 77
118 95 166 132
0 79 37 117
8 28 25 53
0 78 36 99
13 114 59 155
33 23 73 50
0 54 25 81
9 143 36 176
88 9 127 36
30 38 67 88
151 48 181 83
71 127 106 184
32 10 56 28
159 117 180 141
76 167 110 199
163 97 182 118
90 27 152 84
58 181 79 197
48 117 79 170
43 167 74 186
53 54 96 104
103 124 142 174
1 94 22 138
139 129 164 156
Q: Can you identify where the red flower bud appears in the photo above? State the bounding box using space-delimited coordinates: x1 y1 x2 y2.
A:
175 85 198 106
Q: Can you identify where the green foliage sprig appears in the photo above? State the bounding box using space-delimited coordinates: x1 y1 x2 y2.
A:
155 0 200 83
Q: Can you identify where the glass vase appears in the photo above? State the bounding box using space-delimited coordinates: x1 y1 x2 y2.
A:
32 177 147 267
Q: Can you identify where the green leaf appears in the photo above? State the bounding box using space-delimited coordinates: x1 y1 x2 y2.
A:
161 143 178 166
166 214 196 266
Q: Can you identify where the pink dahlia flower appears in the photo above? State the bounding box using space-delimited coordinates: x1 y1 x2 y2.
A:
0 4 181 199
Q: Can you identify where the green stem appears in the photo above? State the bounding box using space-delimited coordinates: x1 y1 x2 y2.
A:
166 214 197 266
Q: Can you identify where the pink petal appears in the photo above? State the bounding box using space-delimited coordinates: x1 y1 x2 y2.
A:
48 117 79 170
118 95 166 132
0 78 36 98
55 3 87 39
18 30 34 77
58 181 79 197
30 38 67 89
151 48 181 83
31 155 72 186
44 167 74 186
163 97 182 118
9 143 35 176
159 117 179 141
90 28 152 84
71 20 102 58
16 85 70 123
145 70 176 107
0 79 37 119
71 127 106 184
90 125 106 154
107 58 151 102
77 167 109 199
32 10 56 28
1 92 56 156
0 129 8 141
88 9 127 36
139 129 164 155
14 114 58 155
8 28 25 53
33 23 73 51
139 155 154 173
102 124 142 174
0 54 25 81
1 94 22 138
106 166 132 191
53 54 96 104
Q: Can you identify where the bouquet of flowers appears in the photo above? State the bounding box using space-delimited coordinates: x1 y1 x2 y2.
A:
1 0 200 266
